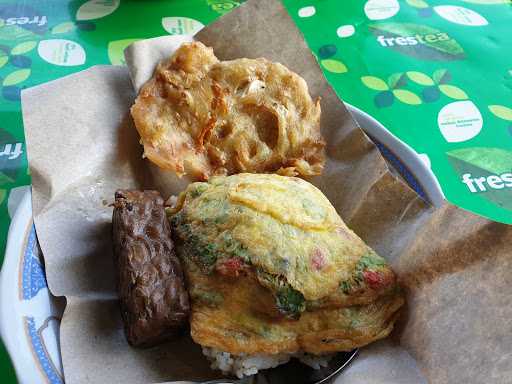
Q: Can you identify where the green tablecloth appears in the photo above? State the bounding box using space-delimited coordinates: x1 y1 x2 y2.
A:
0 0 510 381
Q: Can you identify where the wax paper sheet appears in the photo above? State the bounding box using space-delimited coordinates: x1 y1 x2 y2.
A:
21 0 512 383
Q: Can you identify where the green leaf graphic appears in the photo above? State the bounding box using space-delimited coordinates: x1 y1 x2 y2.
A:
0 25 36 41
3 69 31 86
489 105 512 121
407 0 429 8
439 85 468 100
406 71 434 85
422 86 440 102
461 0 511 4
448 148 512 174
388 73 407 89
393 89 422 105
107 39 140 65
0 56 7 69
76 0 120 21
0 190 6 205
51 22 76 34
375 91 394 108
321 59 347 74
208 0 240 14
369 23 465 61
10 41 37 55
433 68 451 84
447 147 512 209
0 128 22 182
0 173 14 184
318 45 337 59
361 76 388 91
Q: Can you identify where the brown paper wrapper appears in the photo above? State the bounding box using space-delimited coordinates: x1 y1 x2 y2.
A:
21 0 512 383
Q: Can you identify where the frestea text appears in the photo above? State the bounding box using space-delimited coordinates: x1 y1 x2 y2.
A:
376 33 450 47
461 173 512 193
3 16 47 27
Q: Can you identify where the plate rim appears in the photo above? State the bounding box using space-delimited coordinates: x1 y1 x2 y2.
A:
0 190 44 384
346 103 444 207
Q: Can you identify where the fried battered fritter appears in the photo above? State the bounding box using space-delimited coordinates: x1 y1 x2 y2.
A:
131 42 325 180
169 173 404 356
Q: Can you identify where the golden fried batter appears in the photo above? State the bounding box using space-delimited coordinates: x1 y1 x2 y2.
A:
170 174 370 301
131 42 325 180
186 260 403 355
170 174 404 356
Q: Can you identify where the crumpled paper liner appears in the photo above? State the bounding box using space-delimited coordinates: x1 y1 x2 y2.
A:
21 0 512 383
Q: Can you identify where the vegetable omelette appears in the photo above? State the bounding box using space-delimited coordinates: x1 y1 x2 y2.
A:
169 173 404 355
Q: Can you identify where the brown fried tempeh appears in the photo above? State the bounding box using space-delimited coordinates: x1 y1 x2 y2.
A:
112 190 190 347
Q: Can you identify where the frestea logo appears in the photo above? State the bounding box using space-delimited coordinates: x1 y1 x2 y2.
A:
461 173 512 193
369 23 466 61
0 143 23 160
447 148 512 209
0 4 49 34
376 32 451 47
2 15 47 27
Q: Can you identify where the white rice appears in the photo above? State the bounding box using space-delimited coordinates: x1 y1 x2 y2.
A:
296 352 332 370
202 347 333 378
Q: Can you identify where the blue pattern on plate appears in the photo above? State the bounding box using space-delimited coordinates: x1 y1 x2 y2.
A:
25 316 63 384
22 224 47 300
373 140 428 202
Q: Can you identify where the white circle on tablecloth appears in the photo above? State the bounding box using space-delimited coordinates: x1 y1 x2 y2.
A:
433 5 488 26
161 17 204 35
76 0 120 21
38 39 86 66
337 25 355 38
298 6 316 18
364 0 400 20
438 100 483 143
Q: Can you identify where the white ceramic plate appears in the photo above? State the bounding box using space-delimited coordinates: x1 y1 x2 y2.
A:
0 105 444 384
0 190 65 384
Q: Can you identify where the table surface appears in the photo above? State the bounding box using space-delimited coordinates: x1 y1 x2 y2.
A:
1 0 511 382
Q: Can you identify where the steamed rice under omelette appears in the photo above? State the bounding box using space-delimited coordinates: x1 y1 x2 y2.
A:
169 173 404 357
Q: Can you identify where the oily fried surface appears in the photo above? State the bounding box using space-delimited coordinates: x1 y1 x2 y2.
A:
185 259 404 355
170 174 370 302
169 173 404 356
306 252 399 310
131 42 324 180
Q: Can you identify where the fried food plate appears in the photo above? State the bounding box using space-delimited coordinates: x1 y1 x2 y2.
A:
0 106 443 384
